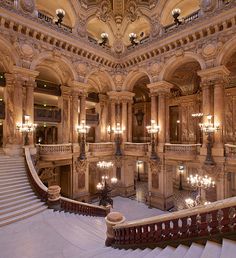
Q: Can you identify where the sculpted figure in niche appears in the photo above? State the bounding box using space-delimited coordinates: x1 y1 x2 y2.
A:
200 0 217 12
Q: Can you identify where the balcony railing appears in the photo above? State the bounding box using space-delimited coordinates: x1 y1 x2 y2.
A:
124 143 149 154
88 143 114 153
165 144 201 156
34 107 61 123
36 143 72 156
38 11 72 33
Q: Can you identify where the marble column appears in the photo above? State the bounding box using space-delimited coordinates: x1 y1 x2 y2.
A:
71 90 79 144
150 93 158 122
79 93 86 123
25 80 36 145
58 86 71 143
99 94 108 142
127 101 133 142
110 101 116 141
158 93 167 147
122 100 128 142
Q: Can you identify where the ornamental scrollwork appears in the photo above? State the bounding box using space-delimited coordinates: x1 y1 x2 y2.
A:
20 0 35 14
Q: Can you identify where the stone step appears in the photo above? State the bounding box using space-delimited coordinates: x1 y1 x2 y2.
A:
0 202 46 223
0 176 28 185
172 245 189 258
122 249 143 258
200 241 221 258
0 170 26 176
0 188 33 200
220 239 236 258
183 243 204 258
0 173 27 180
143 247 162 257
155 246 175 258
0 205 47 227
0 181 30 191
0 192 35 205
0 185 32 196
0 199 41 215
0 178 29 187
0 195 38 210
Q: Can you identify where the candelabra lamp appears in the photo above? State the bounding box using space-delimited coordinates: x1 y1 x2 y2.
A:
114 123 123 156
99 32 109 46
185 174 215 208
96 161 117 207
77 120 90 160
146 120 160 161
129 32 139 46
55 9 65 26
172 8 182 25
192 113 203 144
199 115 220 165
16 115 37 145
178 165 184 190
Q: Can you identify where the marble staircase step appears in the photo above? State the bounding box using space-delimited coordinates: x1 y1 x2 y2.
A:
0 185 32 196
0 181 30 191
183 243 204 258
0 176 28 185
143 247 163 257
0 188 33 200
200 241 221 258
0 194 38 210
0 178 29 187
0 192 35 205
0 174 27 181
155 246 175 258
172 244 189 258
0 205 47 227
0 199 41 215
220 239 236 258
0 170 26 177
0 202 46 225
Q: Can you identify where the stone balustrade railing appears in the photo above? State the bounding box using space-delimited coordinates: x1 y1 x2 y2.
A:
124 143 149 154
36 144 72 155
112 196 236 248
165 144 201 155
225 144 236 158
24 147 109 217
88 143 115 153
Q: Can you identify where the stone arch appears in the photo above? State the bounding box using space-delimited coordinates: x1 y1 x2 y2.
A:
122 69 152 92
31 52 78 84
216 36 236 66
0 36 20 72
85 69 115 93
159 52 206 81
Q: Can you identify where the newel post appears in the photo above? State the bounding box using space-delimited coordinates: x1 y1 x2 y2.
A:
47 185 61 210
105 212 126 246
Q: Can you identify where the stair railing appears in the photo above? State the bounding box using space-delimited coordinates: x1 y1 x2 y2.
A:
24 147 110 217
111 197 236 249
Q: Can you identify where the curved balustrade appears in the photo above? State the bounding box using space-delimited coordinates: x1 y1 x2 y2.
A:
25 147 48 201
36 144 72 155
88 143 115 153
113 196 236 248
24 147 109 217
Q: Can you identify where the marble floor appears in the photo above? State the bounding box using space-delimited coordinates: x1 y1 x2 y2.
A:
0 197 167 258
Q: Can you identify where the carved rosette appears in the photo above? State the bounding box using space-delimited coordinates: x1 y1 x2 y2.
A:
20 0 35 14
113 39 125 54
200 0 217 13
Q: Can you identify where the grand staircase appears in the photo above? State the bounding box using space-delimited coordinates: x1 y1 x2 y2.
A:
0 152 236 257
0 155 47 227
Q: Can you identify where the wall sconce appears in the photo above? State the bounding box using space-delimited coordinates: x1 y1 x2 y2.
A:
99 32 109 46
55 9 65 26
172 8 182 25
129 32 139 46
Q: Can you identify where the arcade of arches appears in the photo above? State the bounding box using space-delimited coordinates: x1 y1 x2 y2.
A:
0 0 236 210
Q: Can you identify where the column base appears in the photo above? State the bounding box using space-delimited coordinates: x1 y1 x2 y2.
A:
150 192 174 211
4 144 23 156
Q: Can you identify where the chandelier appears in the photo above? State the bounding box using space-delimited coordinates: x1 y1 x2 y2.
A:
97 161 113 169
187 174 215 189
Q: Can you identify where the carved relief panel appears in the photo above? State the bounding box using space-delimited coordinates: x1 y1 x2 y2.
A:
225 94 236 143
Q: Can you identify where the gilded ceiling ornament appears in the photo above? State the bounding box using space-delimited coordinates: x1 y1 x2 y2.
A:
97 0 112 22
126 1 139 22
113 38 125 54
150 17 161 38
20 0 35 14
77 17 87 38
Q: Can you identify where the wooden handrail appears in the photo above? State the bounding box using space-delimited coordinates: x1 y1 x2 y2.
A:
113 196 236 248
